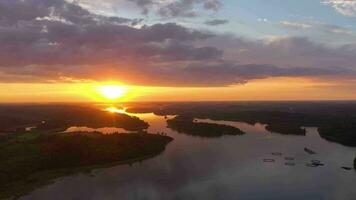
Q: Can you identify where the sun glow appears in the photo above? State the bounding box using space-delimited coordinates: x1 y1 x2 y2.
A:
98 85 127 100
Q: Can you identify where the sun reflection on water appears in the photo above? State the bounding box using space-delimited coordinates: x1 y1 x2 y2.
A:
105 106 127 114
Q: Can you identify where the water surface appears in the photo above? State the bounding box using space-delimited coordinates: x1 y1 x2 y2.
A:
21 112 356 200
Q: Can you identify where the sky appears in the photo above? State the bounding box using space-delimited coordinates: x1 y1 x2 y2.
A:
0 0 356 102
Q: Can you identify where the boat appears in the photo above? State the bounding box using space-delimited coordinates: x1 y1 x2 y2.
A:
304 147 316 155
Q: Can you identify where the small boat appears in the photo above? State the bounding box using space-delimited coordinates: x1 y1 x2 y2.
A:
304 147 316 155
311 160 321 164
285 162 296 166
341 167 352 171
306 163 318 167
263 159 275 163
306 160 324 167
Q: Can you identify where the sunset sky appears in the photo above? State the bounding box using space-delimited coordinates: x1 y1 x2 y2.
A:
1 0 356 102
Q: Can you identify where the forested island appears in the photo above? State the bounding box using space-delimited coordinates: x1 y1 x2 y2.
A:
167 115 245 137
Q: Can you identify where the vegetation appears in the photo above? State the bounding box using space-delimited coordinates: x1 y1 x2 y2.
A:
200 111 356 143
318 122 356 146
130 102 356 143
0 104 148 133
167 115 245 138
0 131 173 199
195 111 325 135
0 104 174 199
0 102 355 199
265 123 306 135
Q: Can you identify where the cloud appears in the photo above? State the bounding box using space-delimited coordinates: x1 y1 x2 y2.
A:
146 62 355 86
322 0 356 16
156 0 223 18
318 23 354 34
0 0 215 65
280 21 312 29
203 0 222 12
72 0 223 18
0 0 355 86
204 19 229 26
203 35 356 74
280 20 354 35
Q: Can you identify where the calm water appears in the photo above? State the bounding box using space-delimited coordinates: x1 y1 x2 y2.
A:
21 112 356 200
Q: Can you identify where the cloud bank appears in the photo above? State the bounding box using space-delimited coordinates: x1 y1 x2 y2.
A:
0 0 355 86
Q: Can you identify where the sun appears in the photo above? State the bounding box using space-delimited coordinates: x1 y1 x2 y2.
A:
98 85 127 100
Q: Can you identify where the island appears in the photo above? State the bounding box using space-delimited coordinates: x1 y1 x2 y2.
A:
167 115 245 138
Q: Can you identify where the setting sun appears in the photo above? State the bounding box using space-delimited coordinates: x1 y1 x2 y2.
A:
98 85 127 100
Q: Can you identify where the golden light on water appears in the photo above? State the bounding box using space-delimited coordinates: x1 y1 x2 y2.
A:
105 106 126 114
97 85 127 101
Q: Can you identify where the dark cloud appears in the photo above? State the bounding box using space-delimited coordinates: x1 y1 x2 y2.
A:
0 0 216 67
204 19 229 26
204 36 356 70
127 0 223 18
74 62 355 87
0 0 355 86
203 0 222 11
129 0 153 15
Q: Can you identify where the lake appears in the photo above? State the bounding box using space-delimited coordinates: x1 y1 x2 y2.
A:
20 110 356 200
